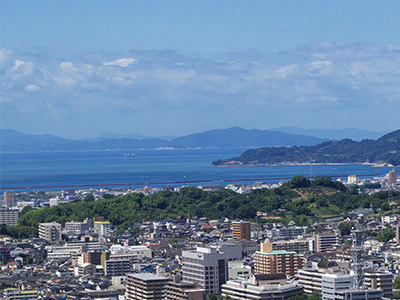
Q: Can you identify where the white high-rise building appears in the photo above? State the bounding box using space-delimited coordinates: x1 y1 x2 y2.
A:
182 247 228 295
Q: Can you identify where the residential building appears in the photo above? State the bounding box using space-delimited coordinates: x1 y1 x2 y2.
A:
182 247 228 295
4 191 15 208
223 239 259 257
0 209 19 226
389 168 397 186
381 214 398 224
268 226 307 238
3 288 38 300
38 222 62 241
263 239 309 254
298 269 324 294
364 269 393 299
316 232 338 252
163 281 205 300
254 244 304 277
221 274 303 300
298 267 391 298
126 273 170 300
49 197 59 206
104 259 131 276
65 219 92 233
321 273 354 300
214 242 243 260
110 253 139 265
232 221 251 241
76 262 96 276
325 289 383 300
65 238 107 251
109 244 152 259
94 221 111 236
83 249 105 265
397 225 400 245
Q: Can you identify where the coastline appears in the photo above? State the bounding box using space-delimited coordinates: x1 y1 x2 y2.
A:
211 162 394 168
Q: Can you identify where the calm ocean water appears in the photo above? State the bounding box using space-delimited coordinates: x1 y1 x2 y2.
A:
0 148 393 191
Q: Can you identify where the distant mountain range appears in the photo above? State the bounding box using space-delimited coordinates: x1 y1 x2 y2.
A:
270 127 388 141
212 129 400 167
1 127 328 152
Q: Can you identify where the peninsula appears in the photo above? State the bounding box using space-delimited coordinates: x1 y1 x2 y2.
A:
212 129 400 167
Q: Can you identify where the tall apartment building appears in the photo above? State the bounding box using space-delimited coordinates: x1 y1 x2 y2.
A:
253 244 303 277
0 209 19 226
232 221 251 241
389 168 397 186
104 259 131 276
182 247 228 295
38 222 62 241
315 232 338 252
84 249 105 265
4 191 15 208
164 280 205 300
126 273 170 300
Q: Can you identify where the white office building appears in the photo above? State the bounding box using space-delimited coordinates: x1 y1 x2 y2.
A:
182 247 228 295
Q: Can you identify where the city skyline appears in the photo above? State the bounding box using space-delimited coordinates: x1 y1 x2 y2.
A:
1 1 400 139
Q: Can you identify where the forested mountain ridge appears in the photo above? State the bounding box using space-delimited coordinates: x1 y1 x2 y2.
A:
17 177 400 237
212 129 400 166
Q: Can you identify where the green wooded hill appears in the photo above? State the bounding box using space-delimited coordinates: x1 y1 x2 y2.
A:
17 176 400 236
212 129 400 166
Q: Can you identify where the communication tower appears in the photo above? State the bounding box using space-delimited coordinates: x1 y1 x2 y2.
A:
351 223 365 290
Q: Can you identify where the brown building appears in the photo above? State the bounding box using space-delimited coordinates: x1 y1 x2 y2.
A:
164 281 205 300
254 243 304 277
389 168 397 186
232 221 251 241
126 273 170 300
4 191 15 208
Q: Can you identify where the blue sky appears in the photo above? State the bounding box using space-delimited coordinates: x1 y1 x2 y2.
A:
1 1 400 139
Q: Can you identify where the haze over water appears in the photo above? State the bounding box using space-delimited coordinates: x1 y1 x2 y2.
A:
0 149 392 192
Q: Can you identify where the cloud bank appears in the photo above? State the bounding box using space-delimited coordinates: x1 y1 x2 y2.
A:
1 43 399 138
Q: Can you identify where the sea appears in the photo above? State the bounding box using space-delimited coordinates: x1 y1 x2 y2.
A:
0 148 393 192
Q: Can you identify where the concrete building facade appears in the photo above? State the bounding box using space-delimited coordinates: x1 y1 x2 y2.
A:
254 246 303 277
4 191 15 208
126 273 169 300
38 222 62 241
316 232 338 252
182 247 228 295
164 281 205 300
232 221 251 241
0 209 19 226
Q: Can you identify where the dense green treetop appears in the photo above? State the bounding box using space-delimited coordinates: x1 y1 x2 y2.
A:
17 177 400 236
212 129 400 166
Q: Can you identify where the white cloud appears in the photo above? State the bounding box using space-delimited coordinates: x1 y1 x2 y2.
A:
306 60 332 70
24 84 40 92
103 57 137 67
2 43 400 137
275 64 299 78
